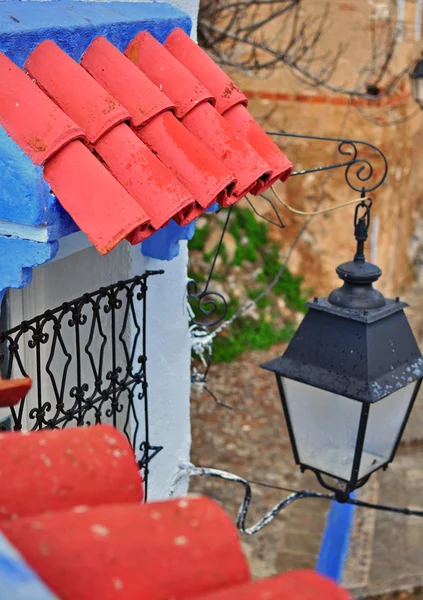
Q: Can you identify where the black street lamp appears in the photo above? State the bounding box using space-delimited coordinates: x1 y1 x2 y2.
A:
410 58 423 107
262 199 423 500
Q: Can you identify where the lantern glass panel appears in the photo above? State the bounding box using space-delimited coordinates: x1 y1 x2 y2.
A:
358 382 417 478
282 378 362 481
412 77 423 104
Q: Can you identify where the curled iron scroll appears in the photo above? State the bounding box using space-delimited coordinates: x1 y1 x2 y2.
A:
267 132 388 193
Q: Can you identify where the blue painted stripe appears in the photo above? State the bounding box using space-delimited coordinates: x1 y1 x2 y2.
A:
0 532 58 600
0 1 191 66
316 494 356 582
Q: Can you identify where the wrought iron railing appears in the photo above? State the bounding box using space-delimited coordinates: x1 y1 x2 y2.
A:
0 271 163 496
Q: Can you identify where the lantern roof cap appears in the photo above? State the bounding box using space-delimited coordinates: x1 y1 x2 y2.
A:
262 295 423 403
410 58 423 79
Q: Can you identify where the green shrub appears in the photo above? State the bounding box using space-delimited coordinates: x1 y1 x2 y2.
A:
188 206 311 362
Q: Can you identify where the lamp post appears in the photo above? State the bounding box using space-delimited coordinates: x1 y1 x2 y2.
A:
261 199 423 501
410 58 423 107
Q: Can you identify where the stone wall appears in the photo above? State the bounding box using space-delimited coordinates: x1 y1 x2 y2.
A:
216 0 423 299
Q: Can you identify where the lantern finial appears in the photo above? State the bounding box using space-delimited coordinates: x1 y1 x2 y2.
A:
328 197 386 309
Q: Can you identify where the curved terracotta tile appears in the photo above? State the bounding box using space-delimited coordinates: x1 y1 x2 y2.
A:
224 104 293 192
2 497 250 600
125 32 271 202
83 37 235 219
26 41 196 230
0 377 32 408
164 29 293 190
44 140 150 254
0 52 84 165
125 31 214 119
0 425 143 522
25 40 130 145
138 111 235 220
165 28 248 115
81 36 174 128
182 102 271 203
95 124 195 229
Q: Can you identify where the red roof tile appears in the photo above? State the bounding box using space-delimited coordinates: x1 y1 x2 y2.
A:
44 140 151 254
0 425 143 523
26 40 130 144
192 571 351 599
126 32 272 203
82 36 236 219
26 41 196 231
0 422 350 600
0 32 292 255
0 376 32 408
126 31 216 120
164 29 293 190
165 29 248 115
0 53 84 165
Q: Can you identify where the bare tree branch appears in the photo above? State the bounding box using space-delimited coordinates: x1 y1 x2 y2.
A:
198 0 419 100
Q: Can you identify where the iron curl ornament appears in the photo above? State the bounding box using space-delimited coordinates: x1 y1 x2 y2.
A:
187 206 233 328
270 132 388 193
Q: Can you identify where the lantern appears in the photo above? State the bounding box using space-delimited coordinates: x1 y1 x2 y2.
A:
410 58 423 107
261 201 423 499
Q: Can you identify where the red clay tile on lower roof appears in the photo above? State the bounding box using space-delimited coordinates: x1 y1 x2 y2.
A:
0 376 32 408
44 140 151 254
192 571 351 599
0 425 143 523
165 28 248 116
83 37 236 218
0 52 84 165
125 32 271 203
25 40 130 145
2 497 250 600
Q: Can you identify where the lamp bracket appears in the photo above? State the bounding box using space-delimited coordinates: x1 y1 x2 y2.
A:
188 132 388 330
267 131 388 194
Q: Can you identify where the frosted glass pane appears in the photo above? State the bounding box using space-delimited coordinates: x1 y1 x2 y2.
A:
359 382 416 478
282 378 361 481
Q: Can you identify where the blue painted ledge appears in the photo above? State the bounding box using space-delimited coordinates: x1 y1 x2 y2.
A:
0 532 58 600
316 495 356 582
0 0 197 297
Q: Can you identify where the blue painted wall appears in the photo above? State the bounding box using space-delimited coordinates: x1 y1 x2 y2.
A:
0 0 196 298
316 496 356 583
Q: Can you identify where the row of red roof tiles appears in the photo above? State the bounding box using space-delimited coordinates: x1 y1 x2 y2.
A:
0 29 292 255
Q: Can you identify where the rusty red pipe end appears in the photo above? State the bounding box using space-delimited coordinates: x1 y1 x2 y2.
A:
0 377 32 408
